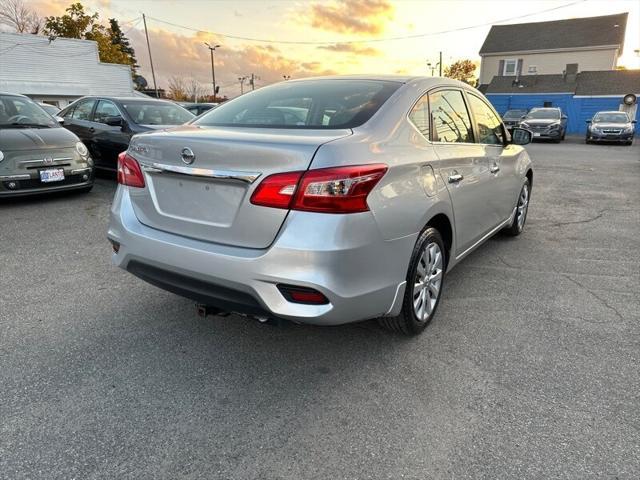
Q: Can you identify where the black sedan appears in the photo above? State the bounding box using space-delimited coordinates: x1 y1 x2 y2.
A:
586 111 636 145
501 109 528 131
59 97 194 170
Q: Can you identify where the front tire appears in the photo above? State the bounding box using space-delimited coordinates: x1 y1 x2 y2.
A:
504 179 530 236
379 227 445 335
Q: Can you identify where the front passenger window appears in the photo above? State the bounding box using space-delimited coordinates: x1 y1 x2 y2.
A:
428 90 474 143
467 94 505 145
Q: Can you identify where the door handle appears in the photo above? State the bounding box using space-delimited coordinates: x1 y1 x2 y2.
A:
448 173 464 183
88 127 95 133
490 164 500 174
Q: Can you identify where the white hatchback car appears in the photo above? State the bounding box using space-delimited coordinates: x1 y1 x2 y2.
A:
108 76 533 335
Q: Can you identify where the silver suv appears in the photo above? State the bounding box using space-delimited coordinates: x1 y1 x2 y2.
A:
108 76 533 335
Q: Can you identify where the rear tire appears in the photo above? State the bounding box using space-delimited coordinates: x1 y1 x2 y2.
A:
503 179 530 236
379 227 445 335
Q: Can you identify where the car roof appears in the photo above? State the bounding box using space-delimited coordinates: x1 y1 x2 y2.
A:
595 110 627 114
74 96 176 103
0 92 27 98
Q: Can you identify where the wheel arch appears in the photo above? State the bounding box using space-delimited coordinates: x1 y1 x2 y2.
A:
425 213 453 268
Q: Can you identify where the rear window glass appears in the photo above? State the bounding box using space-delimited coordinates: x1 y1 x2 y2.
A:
194 80 401 129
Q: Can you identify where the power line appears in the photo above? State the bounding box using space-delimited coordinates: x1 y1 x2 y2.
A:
144 1 587 46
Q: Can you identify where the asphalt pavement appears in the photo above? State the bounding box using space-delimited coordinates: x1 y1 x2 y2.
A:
1 137 639 479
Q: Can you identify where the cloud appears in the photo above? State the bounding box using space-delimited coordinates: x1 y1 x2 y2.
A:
318 42 381 56
302 0 394 35
126 28 337 97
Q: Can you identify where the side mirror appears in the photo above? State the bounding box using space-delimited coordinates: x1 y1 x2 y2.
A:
632 120 637 124
105 115 124 127
56 116 65 124
586 119 592 123
510 127 532 146
561 115 567 120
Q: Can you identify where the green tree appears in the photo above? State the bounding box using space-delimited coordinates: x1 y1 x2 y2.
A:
444 59 477 86
43 3 136 69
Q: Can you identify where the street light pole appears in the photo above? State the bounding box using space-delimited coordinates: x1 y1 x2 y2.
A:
204 43 220 100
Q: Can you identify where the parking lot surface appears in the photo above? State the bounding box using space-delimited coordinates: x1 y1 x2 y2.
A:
1 138 639 479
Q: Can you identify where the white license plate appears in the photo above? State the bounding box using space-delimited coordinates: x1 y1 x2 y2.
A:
533 132 541 137
40 168 65 183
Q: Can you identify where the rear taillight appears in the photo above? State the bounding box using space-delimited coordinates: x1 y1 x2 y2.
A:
250 164 387 213
117 151 145 188
277 285 329 305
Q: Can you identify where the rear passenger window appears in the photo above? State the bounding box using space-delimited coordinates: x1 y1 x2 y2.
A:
408 94 429 137
71 100 96 121
428 90 474 143
467 93 505 145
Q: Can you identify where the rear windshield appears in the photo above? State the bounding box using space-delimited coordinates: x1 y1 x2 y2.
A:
194 79 402 129
121 101 194 126
593 112 629 123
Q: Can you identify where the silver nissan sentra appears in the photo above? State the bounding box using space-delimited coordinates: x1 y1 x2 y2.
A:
108 75 533 335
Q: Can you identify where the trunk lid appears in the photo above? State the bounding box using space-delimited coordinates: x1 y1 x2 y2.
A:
127 125 351 248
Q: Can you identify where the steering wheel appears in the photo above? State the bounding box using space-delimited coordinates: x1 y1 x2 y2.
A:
7 115 30 124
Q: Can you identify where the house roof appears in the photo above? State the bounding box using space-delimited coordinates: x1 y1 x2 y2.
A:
484 69 640 96
479 13 628 55
575 70 640 95
485 74 576 94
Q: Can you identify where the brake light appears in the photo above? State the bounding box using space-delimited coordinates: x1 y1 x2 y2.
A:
250 164 387 213
250 171 304 209
117 151 145 188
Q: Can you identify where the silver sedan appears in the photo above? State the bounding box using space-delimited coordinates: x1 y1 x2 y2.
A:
108 75 533 335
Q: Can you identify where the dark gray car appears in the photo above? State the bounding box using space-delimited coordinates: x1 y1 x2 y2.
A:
586 111 635 145
0 92 94 197
519 107 568 142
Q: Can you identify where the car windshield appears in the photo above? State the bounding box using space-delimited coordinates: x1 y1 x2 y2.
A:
504 110 527 119
121 101 194 125
194 79 402 129
0 95 58 128
525 109 560 120
593 112 629 123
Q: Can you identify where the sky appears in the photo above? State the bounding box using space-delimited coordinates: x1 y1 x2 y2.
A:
30 0 640 97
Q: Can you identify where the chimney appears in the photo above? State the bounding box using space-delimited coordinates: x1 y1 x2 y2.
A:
565 63 578 83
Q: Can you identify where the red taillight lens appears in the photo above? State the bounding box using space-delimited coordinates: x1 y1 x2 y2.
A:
250 164 387 214
293 164 387 213
117 151 145 188
250 171 304 209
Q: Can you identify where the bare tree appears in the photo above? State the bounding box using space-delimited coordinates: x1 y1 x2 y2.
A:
167 75 188 101
185 77 205 103
0 0 42 34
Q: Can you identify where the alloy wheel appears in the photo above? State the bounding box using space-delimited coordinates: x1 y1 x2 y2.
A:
412 242 443 322
516 184 529 231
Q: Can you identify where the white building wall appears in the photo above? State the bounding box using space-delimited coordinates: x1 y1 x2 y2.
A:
0 32 134 106
479 48 619 85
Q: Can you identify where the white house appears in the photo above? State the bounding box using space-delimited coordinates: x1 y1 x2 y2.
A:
0 32 137 107
478 13 628 88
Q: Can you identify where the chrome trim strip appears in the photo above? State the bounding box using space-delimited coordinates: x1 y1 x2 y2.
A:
71 168 92 174
139 161 261 184
455 209 516 262
0 174 31 180
20 157 73 165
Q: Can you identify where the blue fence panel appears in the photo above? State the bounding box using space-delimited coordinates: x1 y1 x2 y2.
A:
486 93 638 136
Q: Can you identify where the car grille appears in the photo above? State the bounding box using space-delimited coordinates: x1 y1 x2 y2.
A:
529 125 549 132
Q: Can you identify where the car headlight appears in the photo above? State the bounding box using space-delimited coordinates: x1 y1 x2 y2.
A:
520 122 530 129
0 150 4 163
548 122 561 129
76 142 89 157
623 125 634 133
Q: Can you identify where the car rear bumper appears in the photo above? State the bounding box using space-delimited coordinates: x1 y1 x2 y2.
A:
0 168 94 197
107 187 414 325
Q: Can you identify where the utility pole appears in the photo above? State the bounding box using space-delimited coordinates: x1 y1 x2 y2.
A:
204 43 220 100
142 14 158 98
439 51 443 76
249 73 259 90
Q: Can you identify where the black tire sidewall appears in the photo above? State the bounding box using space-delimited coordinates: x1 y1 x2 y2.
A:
400 227 446 334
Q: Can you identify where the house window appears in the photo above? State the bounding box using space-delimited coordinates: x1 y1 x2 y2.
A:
503 59 517 76
528 65 537 74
